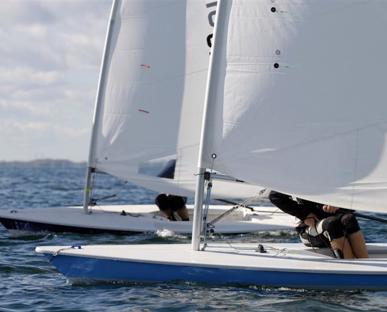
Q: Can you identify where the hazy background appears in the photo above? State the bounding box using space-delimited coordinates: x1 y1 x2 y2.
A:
0 0 112 161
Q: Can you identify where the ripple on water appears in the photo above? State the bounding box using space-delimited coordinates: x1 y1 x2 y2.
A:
1 164 387 311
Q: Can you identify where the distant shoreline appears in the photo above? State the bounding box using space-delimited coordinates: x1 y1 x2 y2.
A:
0 159 87 167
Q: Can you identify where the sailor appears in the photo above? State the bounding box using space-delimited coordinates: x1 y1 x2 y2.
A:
269 191 368 259
155 194 190 221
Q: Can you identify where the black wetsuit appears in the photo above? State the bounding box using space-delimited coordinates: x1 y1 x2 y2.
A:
269 191 332 221
269 191 360 248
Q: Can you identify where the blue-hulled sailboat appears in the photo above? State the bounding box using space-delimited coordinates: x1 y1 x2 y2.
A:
36 0 387 289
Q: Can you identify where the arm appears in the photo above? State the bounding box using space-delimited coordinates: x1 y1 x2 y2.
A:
269 191 312 221
322 205 339 214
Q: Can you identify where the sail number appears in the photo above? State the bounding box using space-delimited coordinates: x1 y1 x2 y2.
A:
206 1 217 48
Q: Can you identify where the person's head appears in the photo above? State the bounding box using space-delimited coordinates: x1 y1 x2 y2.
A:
155 194 170 212
168 195 187 212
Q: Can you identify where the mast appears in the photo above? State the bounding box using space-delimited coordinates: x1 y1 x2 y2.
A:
191 0 226 250
83 0 120 213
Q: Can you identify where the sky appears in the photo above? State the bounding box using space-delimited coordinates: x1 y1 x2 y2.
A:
0 0 112 161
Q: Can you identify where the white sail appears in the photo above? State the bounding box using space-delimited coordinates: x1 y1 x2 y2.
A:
93 0 190 179
200 0 387 213
90 0 262 199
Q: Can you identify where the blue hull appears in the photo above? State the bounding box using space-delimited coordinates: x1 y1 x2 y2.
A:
46 254 387 289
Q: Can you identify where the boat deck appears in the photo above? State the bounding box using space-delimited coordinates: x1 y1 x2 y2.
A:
0 205 297 235
36 242 387 274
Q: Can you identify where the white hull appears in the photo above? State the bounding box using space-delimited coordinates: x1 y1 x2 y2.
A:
36 242 387 289
0 205 297 235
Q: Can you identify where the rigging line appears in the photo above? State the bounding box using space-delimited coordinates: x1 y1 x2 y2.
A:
209 189 278 226
215 198 283 215
201 179 213 251
201 154 217 250
88 169 97 211
225 241 288 257
215 198 254 211
89 177 130 207
90 193 121 207
92 194 117 203
207 205 240 227
238 188 271 211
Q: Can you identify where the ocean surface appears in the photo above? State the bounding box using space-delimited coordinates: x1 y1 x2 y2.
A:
0 162 387 312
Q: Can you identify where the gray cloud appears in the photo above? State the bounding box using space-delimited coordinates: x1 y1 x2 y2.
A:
0 0 111 161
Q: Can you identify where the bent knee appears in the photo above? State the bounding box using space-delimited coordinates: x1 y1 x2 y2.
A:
340 213 360 235
321 216 344 240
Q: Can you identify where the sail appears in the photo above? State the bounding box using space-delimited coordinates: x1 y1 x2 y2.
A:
90 0 262 199
200 0 387 213
93 0 188 178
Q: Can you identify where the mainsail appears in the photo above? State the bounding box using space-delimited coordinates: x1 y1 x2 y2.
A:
199 0 387 213
86 0 262 200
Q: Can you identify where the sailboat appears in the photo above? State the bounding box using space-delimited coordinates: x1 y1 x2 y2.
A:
36 0 387 289
0 0 296 236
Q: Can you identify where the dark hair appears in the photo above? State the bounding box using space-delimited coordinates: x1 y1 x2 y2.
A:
155 194 169 212
168 195 187 212
155 194 187 212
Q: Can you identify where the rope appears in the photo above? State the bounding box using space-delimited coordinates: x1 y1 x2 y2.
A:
209 192 282 227
201 179 213 251
201 155 217 251
51 245 82 258
225 241 289 257
207 205 240 227
199 155 277 250
88 174 131 208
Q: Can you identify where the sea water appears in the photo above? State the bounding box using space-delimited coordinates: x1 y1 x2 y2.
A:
0 162 386 311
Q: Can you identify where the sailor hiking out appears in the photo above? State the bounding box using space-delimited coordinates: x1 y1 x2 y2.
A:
269 191 368 259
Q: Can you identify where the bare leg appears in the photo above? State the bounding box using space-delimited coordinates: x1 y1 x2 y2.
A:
330 237 355 259
160 209 173 220
304 213 318 227
348 231 368 258
177 206 190 221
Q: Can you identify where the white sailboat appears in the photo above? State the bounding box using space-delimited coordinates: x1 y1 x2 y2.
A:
0 0 295 236
36 0 387 289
